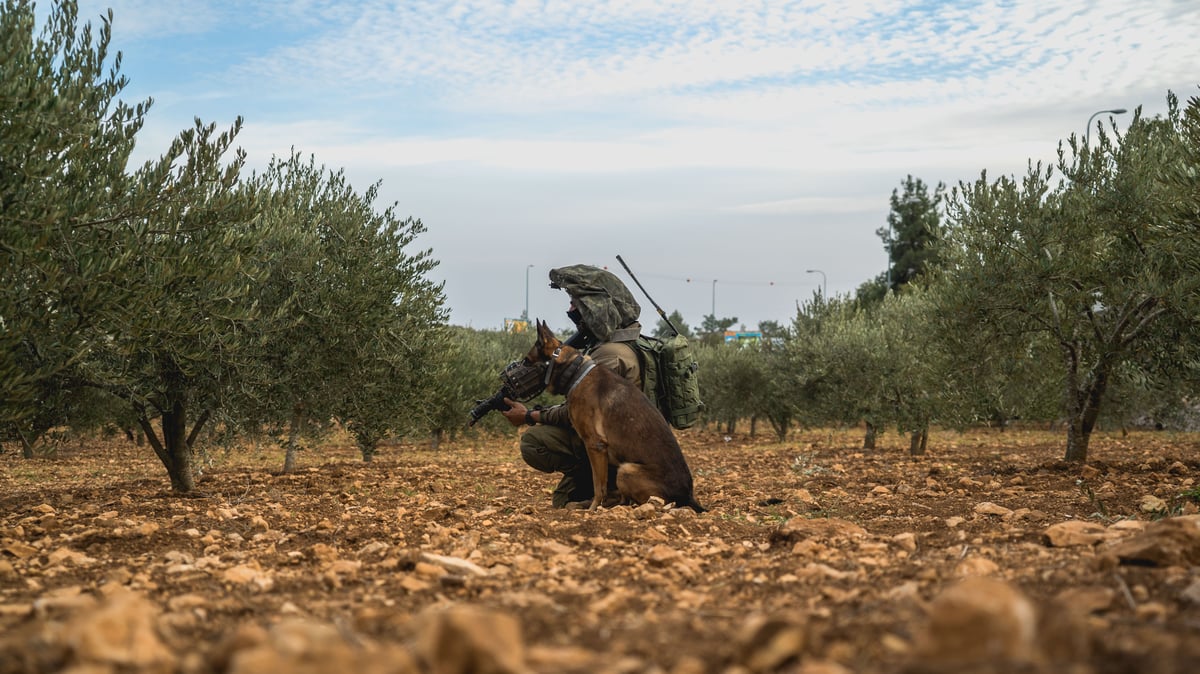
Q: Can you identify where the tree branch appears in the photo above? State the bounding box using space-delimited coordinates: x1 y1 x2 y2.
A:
138 415 170 469
186 409 211 449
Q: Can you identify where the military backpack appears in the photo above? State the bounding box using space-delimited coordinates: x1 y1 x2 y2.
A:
634 333 704 430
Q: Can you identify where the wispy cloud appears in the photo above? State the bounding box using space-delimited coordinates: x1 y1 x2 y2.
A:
72 0 1200 327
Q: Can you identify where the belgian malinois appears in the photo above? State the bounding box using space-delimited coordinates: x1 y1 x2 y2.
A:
526 320 705 512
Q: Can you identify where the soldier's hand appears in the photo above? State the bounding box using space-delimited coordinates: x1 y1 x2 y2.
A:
500 398 527 427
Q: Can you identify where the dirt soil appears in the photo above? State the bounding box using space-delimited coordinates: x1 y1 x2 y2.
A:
2 427 1199 674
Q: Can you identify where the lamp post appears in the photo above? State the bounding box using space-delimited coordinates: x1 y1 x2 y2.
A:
711 279 717 317
1085 108 1127 146
524 264 534 322
806 269 826 302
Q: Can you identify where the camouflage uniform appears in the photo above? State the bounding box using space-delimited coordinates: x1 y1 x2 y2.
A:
521 265 643 508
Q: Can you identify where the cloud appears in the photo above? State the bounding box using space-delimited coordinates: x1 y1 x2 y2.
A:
82 0 1200 329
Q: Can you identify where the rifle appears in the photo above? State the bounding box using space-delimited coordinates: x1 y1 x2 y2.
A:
465 331 590 426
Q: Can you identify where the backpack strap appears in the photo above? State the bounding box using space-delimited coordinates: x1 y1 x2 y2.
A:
608 326 640 343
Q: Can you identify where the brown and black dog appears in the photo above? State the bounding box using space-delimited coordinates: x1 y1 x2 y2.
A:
526 320 705 512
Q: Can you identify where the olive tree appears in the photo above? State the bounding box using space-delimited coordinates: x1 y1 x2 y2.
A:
80 119 269 492
938 94 1200 461
1 0 163 427
694 343 761 434
788 295 889 446
235 154 446 468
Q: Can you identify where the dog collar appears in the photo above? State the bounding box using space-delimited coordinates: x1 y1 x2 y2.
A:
545 348 594 395
564 359 596 396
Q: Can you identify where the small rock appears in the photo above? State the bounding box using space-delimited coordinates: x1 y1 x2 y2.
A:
357 541 390 558
633 502 658 520
793 488 821 508
954 556 999 577
2 540 39 559
399 576 432 593
1054 586 1115 614
47 548 96 566
771 517 866 545
913 577 1038 665
66 589 176 672
795 661 853 674
222 565 274 592
974 502 1013 517
891 532 917 552
1134 601 1169 623
1100 515 1200 568
733 612 811 673
647 544 680 566
1140 495 1168 514
1042 520 1109 547
412 604 526 674
1179 579 1200 605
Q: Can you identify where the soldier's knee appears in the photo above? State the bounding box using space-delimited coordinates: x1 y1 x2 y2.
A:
519 428 582 474
520 431 556 470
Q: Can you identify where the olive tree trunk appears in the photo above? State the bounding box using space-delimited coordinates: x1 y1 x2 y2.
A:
140 401 211 493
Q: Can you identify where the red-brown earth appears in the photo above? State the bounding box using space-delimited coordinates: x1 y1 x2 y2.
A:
1 427 1198 674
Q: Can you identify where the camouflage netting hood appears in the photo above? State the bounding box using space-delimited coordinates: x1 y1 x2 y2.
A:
548 265 641 342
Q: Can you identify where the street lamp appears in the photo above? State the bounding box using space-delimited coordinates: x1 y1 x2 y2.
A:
1085 108 1127 146
711 279 717 317
806 269 826 302
524 264 534 322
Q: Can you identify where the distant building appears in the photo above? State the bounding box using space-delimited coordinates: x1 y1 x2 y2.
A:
505 318 531 333
724 330 762 346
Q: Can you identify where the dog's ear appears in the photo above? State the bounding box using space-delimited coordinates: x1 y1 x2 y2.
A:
534 320 562 357
527 319 545 361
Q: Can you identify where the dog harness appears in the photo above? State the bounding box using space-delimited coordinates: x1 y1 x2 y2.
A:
545 346 596 396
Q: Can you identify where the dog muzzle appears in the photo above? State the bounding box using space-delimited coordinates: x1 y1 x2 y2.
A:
498 359 548 401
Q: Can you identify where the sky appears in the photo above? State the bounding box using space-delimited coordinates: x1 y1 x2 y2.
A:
70 0 1200 332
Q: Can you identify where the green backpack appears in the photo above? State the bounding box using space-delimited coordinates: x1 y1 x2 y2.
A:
634 334 704 430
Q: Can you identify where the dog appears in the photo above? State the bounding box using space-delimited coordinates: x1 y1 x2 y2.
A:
525 320 705 512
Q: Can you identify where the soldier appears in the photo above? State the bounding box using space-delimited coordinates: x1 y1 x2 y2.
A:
501 265 643 508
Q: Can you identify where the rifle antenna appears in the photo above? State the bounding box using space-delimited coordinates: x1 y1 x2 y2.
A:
616 254 680 336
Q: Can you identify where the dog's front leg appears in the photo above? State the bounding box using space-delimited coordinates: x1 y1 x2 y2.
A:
585 444 609 511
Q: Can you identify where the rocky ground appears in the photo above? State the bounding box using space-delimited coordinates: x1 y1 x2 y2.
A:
1 426 1198 674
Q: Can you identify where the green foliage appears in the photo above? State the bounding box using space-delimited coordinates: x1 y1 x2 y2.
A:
879 175 945 295
695 335 807 441
1 0 163 424
788 294 888 434
937 93 1200 461
1 1 449 489
855 273 889 307
653 310 692 338
81 118 265 491
756 320 789 342
694 343 763 432
698 314 738 345
430 327 548 437
240 152 447 462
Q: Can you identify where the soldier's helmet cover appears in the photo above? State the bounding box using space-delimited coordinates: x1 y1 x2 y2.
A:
548 265 641 342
